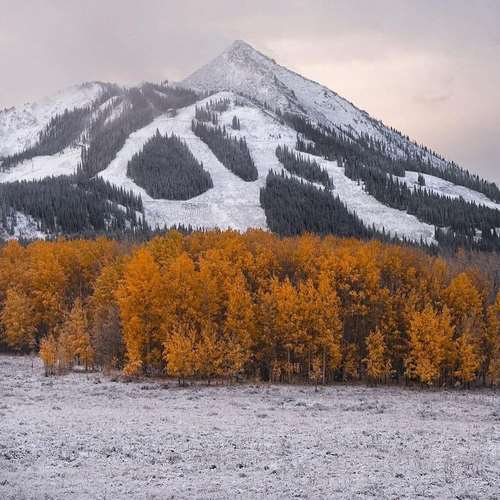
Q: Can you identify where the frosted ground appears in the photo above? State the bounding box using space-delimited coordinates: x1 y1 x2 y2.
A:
0 356 498 499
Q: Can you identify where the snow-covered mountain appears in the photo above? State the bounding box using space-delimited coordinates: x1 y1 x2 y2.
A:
1 41 499 249
181 40 447 169
0 82 106 158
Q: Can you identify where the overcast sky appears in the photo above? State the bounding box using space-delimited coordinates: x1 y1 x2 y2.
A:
1 0 499 183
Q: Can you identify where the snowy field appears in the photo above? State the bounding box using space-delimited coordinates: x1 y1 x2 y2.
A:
0 356 498 499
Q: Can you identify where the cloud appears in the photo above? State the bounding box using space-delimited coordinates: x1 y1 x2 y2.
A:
0 0 498 183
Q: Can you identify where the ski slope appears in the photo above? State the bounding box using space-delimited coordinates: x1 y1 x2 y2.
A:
0 148 80 183
98 92 437 242
99 92 269 231
402 171 500 211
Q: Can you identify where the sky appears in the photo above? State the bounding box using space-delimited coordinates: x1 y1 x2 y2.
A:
1 0 499 183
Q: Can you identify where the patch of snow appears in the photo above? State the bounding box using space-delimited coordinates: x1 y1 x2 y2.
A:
402 171 500 210
0 212 46 240
99 92 269 231
0 148 81 183
0 82 104 158
0 355 498 499
305 155 437 244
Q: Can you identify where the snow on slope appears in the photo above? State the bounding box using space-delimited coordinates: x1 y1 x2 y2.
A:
215 101 436 243
99 91 436 242
401 171 500 211
0 148 80 183
0 212 46 241
99 92 269 231
181 41 447 169
0 82 104 158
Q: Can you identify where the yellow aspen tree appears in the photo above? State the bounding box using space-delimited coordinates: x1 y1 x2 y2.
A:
273 278 300 381
163 325 197 385
0 241 27 302
405 305 454 385
90 262 124 370
116 248 164 376
316 272 343 376
39 335 58 376
0 288 37 352
66 298 94 370
222 272 254 380
162 253 199 337
196 323 221 383
56 327 75 371
343 342 360 381
445 273 486 382
363 328 392 384
486 294 500 384
453 329 480 384
26 242 67 333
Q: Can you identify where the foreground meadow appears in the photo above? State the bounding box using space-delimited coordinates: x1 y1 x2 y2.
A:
0 356 498 499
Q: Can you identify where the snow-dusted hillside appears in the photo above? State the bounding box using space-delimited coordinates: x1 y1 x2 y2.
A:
0 147 80 183
98 92 436 242
181 40 447 169
402 171 500 211
0 82 105 158
1 41 499 244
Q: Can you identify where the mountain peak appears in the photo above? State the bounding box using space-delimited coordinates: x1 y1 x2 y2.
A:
226 39 256 53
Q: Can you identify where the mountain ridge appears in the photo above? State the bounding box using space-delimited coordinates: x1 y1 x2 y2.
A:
0 40 499 250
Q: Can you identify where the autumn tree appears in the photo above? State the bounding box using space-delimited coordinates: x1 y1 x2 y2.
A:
163 325 197 385
39 335 58 376
221 272 254 380
116 249 164 376
91 262 124 370
363 328 392 384
405 305 454 385
0 288 37 352
486 293 500 385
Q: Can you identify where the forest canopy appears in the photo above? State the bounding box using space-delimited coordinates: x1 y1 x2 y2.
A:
0 231 498 388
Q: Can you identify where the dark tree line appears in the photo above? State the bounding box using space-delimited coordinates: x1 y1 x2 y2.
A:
260 170 375 238
276 145 332 188
80 88 156 178
140 83 198 113
127 130 213 200
192 120 258 181
195 105 219 125
0 175 144 235
1 107 92 170
0 83 203 239
81 85 199 179
287 113 500 202
344 160 500 238
232 116 241 130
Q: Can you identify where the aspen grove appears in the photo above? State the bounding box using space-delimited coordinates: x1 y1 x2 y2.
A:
0 231 499 387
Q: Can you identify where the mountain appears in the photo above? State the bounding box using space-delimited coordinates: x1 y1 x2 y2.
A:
1 41 500 250
182 40 445 167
